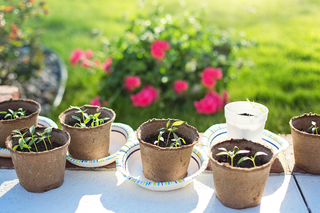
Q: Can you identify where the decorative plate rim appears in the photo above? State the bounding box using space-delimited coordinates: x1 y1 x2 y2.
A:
116 140 209 190
0 116 58 158
201 123 289 156
66 122 135 166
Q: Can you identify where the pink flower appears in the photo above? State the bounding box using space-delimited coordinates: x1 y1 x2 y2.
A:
173 80 188 95
85 49 94 59
124 76 141 92
90 96 101 107
102 58 112 73
130 85 158 107
70 49 84 66
151 40 170 60
201 67 223 88
194 91 224 114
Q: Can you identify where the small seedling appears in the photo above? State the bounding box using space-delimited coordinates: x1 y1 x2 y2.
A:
0 108 26 119
237 151 268 167
36 127 53 150
246 98 265 114
11 125 53 152
155 119 186 147
216 146 250 167
307 121 318 134
71 106 109 128
12 129 33 152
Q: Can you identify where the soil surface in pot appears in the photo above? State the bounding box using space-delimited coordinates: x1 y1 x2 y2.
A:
0 110 33 121
144 132 193 148
216 147 270 168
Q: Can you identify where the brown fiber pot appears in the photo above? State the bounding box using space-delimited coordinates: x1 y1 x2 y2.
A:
136 118 199 182
289 113 320 174
0 99 40 148
209 139 274 209
59 105 115 160
5 127 70 193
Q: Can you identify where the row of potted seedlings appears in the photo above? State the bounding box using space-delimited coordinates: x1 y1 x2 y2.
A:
0 98 319 209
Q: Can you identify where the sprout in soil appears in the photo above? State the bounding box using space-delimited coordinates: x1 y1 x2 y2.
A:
307 121 318 134
216 146 250 167
0 108 26 119
155 119 186 147
71 106 110 128
237 151 268 167
246 98 265 114
11 125 53 152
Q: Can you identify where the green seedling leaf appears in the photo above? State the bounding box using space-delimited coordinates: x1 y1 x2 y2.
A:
172 121 184 126
0 111 6 114
30 125 35 135
13 145 19 150
72 115 81 122
166 119 171 128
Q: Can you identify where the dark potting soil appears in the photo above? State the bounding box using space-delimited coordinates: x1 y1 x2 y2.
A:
216 146 269 168
239 113 254 116
144 132 193 148
15 141 61 153
0 110 33 121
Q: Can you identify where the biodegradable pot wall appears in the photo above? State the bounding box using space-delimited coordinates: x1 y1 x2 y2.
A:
59 105 115 160
136 118 199 182
5 127 70 193
224 101 268 145
209 139 274 209
0 99 40 148
289 113 320 174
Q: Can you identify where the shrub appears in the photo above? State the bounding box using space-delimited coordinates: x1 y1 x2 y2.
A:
70 3 252 114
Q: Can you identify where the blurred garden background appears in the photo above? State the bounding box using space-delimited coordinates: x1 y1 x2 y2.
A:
2 0 320 133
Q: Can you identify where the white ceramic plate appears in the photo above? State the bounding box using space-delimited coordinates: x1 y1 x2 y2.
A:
0 116 58 158
66 123 135 168
116 141 209 191
201 123 289 157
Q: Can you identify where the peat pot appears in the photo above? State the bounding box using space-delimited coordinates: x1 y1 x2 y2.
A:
59 105 115 160
6 127 70 193
209 139 274 209
136 118 199 182
289 113 320 174
224 101 268 144
0 99 40 148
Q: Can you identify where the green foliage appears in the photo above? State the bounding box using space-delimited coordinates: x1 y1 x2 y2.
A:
237 151 268 167
155 119 185 147
24 0 320 134
0 108 25 119
0 0 48 85
71 106 109 128
216 146 250 167
88 3 252 106
11 125 53 152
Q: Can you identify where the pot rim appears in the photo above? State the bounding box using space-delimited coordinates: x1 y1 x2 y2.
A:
58 105 116 129
5 126 70 156
209 139 274 172
289 113 320 137
137 118 199 151
0 99 41 123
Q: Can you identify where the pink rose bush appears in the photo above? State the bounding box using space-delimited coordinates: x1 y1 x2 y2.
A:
68 6 250 114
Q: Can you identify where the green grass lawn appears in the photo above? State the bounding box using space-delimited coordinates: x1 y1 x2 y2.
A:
27 0 320 133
